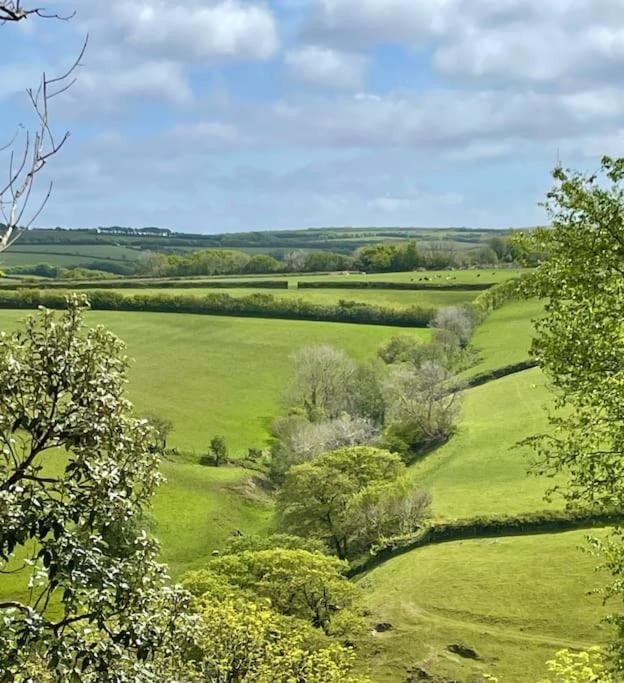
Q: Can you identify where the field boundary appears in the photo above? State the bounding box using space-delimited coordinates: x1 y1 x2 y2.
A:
350 509 622 576
0 289 437 327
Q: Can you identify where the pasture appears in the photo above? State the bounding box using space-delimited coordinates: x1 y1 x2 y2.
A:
358 529 611 682
409 367 558 518
0 275 610 682
0 309 429 453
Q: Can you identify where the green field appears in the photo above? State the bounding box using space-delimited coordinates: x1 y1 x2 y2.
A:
0 243 142 267
467 299 544 376
0 310 428 454
0 281 611 681
358 529 610 682
409 367 558 518
292 268 529 286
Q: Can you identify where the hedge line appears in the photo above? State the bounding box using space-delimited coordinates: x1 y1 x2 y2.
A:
0 289 437 327
0 278 289 291
298 280 492 292
350 508 623 575
472 273 535 315
460 359 539 391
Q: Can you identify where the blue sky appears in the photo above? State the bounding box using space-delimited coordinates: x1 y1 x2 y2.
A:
2 0 624 233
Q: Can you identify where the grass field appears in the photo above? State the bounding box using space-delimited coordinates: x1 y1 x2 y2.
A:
86 286 479 310
0 244 142 267
0 286 612 682
0 309 428 453
292 268 529 286
466 299 545 376
358 529 611 682
409 368 558 518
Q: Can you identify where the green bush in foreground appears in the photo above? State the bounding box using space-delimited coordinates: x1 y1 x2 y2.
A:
0 297 183 679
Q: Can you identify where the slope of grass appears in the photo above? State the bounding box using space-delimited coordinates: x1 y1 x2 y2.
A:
409 367 557 518
467 299 544 376
0 309 428 454
155 462 273 577
357 529 610 682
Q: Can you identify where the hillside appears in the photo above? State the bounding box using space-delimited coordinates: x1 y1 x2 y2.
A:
0 270 609 681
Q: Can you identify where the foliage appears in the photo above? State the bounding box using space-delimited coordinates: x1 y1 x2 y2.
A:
0 296 182 679
383 361 462 453
277 446 429 559
283 344 356 421
180 596 367 682
431 305 477 346
144 412 174 450
520 157 624 672
194 548 358 632
0 287 437 327
538 648 613 683
221 532 328 556
243 253 280 273
271 413 380 479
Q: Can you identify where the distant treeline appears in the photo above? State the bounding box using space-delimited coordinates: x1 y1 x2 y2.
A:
0 289 437 327
5 233 536 282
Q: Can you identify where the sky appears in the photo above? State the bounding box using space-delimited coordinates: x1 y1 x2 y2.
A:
2 0 624 233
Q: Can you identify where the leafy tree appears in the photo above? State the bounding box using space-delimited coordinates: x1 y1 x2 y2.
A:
431 305 476 347
0 297 182 678
176 596 367 682
207 434 228 466
271 413 380 479
221 532 328 556
244 253 280 273
145 412 174 451
277 446 429 559
284 345 356 421
383 361 462 453
303 251 352 272
522 157 624 671
188 549 358 633
537 648 613 683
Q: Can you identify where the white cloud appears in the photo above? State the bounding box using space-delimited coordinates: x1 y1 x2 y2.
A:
73 61 194 109
115 0 279 62
285 45 367 89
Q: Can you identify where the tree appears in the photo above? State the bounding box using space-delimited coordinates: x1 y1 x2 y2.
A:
0 8 85 254
383 361 462 453
174 596 367 682
145 412 174 451
208 434 228 466
243 253 280 273
521 157 624 671
0 296 182 678
284 345 356 421
187 549 358 633
431 306 476 347
277 446 429 559
271 413 380 479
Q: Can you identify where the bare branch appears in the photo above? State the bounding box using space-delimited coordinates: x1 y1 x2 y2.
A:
0 34 87 254
0 2 75 23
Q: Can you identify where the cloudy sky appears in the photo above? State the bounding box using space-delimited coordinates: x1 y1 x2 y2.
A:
2 0 623 233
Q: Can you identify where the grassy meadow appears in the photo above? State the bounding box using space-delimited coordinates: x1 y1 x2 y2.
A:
357 529 610 682
408 367 558 518
0 309 426 453
0 269 611 681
